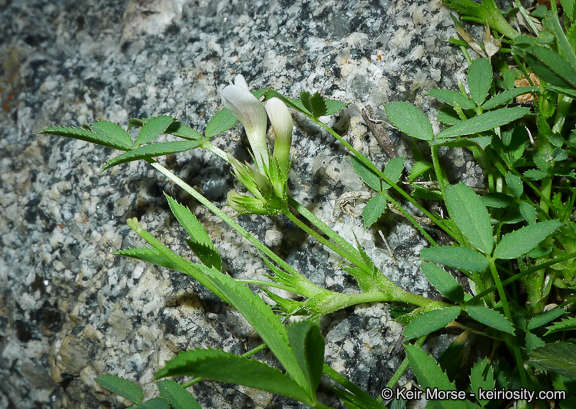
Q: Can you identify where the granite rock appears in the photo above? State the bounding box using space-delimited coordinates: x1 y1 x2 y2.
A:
0 0 484 408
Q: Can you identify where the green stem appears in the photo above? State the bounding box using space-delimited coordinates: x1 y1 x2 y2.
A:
283 208 372 273
430 145 447 197
200 140 229 162
310 117 453 239
149 160 326 298
486 259 528 387
312 291 446 317
288 197 370 259
466 252 576 305
182 343 269 388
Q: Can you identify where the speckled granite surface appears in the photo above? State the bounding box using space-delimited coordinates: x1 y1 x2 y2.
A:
0 0 479 408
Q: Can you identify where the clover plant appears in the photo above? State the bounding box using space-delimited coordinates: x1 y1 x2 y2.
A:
39 1 576 408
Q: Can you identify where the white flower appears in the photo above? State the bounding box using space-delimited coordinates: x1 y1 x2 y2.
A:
221 77 269 172
265 97 293 176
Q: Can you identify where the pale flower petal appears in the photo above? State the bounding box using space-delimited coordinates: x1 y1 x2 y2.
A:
265 97 293 175
221 84 269 171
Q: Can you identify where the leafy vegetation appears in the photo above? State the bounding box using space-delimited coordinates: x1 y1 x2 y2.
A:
39 1 576 408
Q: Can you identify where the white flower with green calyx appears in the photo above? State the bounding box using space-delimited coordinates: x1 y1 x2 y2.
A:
265 97 293 179
221 76 269 173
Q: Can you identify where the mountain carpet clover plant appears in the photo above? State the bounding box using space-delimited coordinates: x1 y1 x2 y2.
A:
37 1 576 408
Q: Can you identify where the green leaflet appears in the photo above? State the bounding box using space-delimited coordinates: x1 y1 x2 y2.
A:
165 194 222 270
384 101 434 141
91 121 133 149
467 58 493 105
39 125 133 151
384 157 405 185
493 220 563 259
102 140 199 171
505 172 523 198
157 380 201 409
436 107 530 139
445 183 493 254
166 121 203 141
403 307 461 340
288 320 325 394
115 247 188 274
469 358 495 407
519 45 576 89
408 160 433 182
196 268 310 395
124 218 228 301
136 115 174 146
421 263 465 303
545 316 576 335
350 155 382 191
466 306 515 334
362 194 387 229
420 246 489 272
404 345 461 409
428 89 476 109
139 398 169 409
527 308 566 330
300 91 327 118
482 87 535 110
205 108 238 138
529 342 576 379
96 375 143 404
155 349 312 404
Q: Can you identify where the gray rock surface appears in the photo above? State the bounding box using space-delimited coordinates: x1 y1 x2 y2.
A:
0 0 479 408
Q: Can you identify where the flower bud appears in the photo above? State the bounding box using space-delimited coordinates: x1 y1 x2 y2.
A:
265 97 293 176
221 80 269 172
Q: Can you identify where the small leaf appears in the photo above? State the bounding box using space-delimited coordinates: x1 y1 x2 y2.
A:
467 58 493 105
428 89 475 109
519 202 537 224
436 107 530 139
527 308 566 330
362 194 387 229
403 307 461 340
195 269 308 391
205 108 238 138
102 140 199 171
529 342 576 379
482 87 535 110
421 263 465 302
545 316 576 335
96 375 143 404
136 115 174 146
408 161 433 182
520 46 576 89
288 320 325 394
384 157 405 185
384 101 434 141
481 193 514 208
115 248 188 274
157 380 202 409
300 91 327 117
494 220 563 259
324 98 348 116
39 126 132 151
420 246 489 272
140 398 170 409
350 155 382 191
91 121 133 149
445 183 493 254
165 195 214 248
166 122 203 141
505 172 523 198
466 306 515 334
404 345 460 409
469 358 495 407
155 349 312 404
